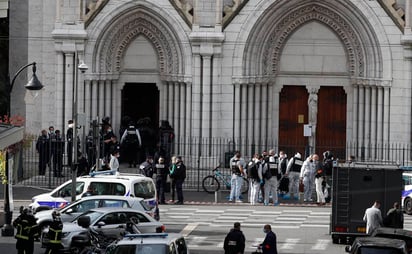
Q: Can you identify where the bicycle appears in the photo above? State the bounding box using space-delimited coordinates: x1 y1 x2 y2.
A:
202 164 249 194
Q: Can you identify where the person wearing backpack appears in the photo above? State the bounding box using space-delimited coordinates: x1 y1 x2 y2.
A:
247 154 262 205
263 151 279 206
120 121 142 168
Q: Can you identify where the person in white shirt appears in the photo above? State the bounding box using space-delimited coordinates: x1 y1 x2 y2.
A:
363 200 383 234
109 150 120 174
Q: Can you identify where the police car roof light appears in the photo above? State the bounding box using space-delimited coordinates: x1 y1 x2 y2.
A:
123 233 168 239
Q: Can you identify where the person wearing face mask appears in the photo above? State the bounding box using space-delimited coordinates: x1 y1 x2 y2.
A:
229 151 246 202
258 224 278 254
247 153 262 205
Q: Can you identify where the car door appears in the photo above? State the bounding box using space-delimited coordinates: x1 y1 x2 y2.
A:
126 211 154 233
94 212 125 239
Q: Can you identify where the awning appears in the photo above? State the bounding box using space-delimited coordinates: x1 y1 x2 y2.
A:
0 124 24 150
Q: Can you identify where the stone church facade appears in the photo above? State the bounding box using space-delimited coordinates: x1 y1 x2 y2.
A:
8 0 412 161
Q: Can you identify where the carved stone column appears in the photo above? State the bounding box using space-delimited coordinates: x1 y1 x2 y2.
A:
307 87 319 153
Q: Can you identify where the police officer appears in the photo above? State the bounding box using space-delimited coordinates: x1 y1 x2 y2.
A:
263 149 280 206
259 224 278 254
229 151 245 202
224 222 245 254
45 211 63 254
139 156 155 177
52 130 64 177
13 206 38 254
171 156 186 205
247 154 262 205
285 152 303 200
155 156 168 204
120 121 142 167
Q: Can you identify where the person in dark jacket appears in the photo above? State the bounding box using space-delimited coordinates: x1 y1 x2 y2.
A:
155 156 168 204
259 224 278 254
384 202 404 228
36 129 49 175
13 207 38 254
224 222 245 254
171 156 186 205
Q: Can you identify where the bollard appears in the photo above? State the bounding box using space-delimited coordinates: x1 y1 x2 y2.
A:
214 190 221 203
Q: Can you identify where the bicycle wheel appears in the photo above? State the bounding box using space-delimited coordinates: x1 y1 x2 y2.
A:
202 176 220 193
241 177 249 194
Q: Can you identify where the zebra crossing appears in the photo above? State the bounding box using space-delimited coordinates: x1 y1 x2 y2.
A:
159 206 331 229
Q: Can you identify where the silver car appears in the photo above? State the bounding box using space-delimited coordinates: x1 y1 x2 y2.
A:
35 195 154 232
41 207 164 252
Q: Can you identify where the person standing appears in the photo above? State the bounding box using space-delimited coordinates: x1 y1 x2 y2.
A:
263 151 279 206
171 156 186 205
45 211 63 254
300 155 316 202
51 130 64 177
277 151 288 195
66 120 74 168
223 222 246 254
314 154 326 205
139 156 155 177
247 154 262 205
36 129 49 175
285 152 302 200
109 150 120 174
229 151 246 203
363 200 383 234
155 156 168 204
169 156 177 202
259 224 278 254
120 121 142 168
13 207 38 254
384 202 404 228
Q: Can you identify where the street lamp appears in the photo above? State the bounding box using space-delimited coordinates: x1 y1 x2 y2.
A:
71 58 88 202
2 62 43 236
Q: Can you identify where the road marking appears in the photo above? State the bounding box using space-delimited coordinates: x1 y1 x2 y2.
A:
180 222 199 237
186 236 207 248
311 239 330 250
280 238 300 249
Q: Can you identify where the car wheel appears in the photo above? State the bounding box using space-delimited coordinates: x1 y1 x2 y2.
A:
405 198 412 215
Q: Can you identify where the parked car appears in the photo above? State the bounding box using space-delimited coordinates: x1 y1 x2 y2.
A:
371 227 412 253
35 195 155 232
29 172 157 211
345 237 408 254
106 233 189 254
41 207 164 253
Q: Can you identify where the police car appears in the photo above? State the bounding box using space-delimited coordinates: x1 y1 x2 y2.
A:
106 233 189 254
29 172 157 212
401 168 412 214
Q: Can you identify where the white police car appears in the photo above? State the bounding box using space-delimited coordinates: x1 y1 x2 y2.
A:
30 172 157 212
106 233 189 254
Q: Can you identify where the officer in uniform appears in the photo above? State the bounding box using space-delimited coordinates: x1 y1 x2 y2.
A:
13 206 38 254
248 154 263 205
223 222 245 254
139 156 155 177
229 151 245 202
36 129 49 175
285 152 303 200
264 150 280 206
45 211 63 254
155 156 168 204
120 122 142 167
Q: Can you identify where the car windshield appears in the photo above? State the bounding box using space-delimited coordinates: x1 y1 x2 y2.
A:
359 247 404 254
134 181 156 199
72 210 104 223
110 244 167 254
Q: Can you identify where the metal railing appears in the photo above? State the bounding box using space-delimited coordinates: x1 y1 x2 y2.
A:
10 136 412 191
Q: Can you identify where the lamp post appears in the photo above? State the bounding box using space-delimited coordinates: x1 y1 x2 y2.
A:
2 62 43 236
71 58 88 202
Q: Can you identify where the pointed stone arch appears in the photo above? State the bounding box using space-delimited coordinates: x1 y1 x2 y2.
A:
94 6 185 81
243 0 382 79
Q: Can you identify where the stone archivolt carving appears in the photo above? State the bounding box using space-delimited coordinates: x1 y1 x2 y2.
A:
262 4 364 77
99 11 181 78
